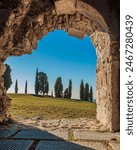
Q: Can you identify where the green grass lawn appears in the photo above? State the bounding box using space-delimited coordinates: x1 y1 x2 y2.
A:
9 94 96 120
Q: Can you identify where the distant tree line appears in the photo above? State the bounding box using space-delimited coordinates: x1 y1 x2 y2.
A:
3 65 94 102
80 80 93 102
34 68 93 102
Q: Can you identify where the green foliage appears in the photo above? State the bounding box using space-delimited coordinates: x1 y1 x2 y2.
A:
35 69 49 95
25 80 27 94
15 79 18 94
37 72 49 95
84 83 89 101
63 80 72 99
54 77 63 98
3 64 12 91
80 80 84 100
68 79 72 99
89 86 93 102
46 81 49 95
35 68 39 95
64 88 69 98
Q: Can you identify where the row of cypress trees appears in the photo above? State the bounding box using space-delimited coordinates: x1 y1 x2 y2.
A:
15 78 93 102
35 69 72 99
80 80 93 102
14 79 27 94
54 77 72 99
3 65 93 101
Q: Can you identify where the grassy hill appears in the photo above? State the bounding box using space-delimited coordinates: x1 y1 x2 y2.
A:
9 94 96 120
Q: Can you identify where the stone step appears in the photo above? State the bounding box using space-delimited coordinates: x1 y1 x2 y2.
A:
74 131 120 141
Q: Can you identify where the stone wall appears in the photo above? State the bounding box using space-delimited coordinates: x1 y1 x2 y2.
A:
91 31 120 131
0 61 11 122
0 0 120 131
111 42 120 131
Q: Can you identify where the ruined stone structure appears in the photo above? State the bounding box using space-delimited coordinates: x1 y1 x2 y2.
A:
0 0 120 131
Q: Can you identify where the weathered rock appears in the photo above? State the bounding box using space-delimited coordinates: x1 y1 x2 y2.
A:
55 0 76 15
109 141 120 150
68 28 85 39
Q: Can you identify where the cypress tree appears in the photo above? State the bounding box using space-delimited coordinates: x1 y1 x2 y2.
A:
45 81 49 95
25 80 27 94
54 77 63 98
80 80 84 100
35 68 39 95
64 88 69 98
89 86 93 102
84 83 89 101
37 72 48 95
15 79 18 94
3 64 12 91
68 79 72 99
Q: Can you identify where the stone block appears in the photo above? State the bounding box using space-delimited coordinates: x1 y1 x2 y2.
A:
74 131 119 141
76 1 107 30
68 28 85 39
76 1 98 20
109 141 120 150
55 0 76 15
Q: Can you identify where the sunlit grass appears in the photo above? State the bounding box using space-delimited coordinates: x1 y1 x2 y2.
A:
9 94 96 120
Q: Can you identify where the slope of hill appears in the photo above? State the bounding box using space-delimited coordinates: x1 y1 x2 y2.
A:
9 94 96 120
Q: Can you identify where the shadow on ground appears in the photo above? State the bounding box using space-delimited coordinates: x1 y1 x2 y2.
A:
0 121 95 150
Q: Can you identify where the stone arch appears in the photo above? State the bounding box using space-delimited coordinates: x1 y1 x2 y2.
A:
0 0 120 131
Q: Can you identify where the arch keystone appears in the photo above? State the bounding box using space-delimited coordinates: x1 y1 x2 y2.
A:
55 0 76 15
68 28 85 39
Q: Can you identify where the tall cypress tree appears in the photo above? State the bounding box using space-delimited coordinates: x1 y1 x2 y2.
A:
68 79 72 99
3 64 12 91
37 72 48 95
45 81 49 95
35 68 39 95
15 79 18 94
25 80 27 94
89 86 93 102
84 83 89 101
54 77 63 98
80 80 84 100
64 88 69 98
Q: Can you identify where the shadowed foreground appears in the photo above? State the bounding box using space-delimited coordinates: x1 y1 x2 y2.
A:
0 122 119 150
0 123 95 150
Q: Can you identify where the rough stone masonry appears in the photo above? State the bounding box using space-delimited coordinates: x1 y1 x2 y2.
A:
0 0 120 131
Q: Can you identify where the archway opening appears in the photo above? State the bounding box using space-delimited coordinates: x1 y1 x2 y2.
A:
0 0 120 132
5 29 99 129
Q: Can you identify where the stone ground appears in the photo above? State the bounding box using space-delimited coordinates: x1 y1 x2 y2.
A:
0 118 120 150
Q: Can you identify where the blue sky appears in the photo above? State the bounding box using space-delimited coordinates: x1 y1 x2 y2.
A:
6 30 97 99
